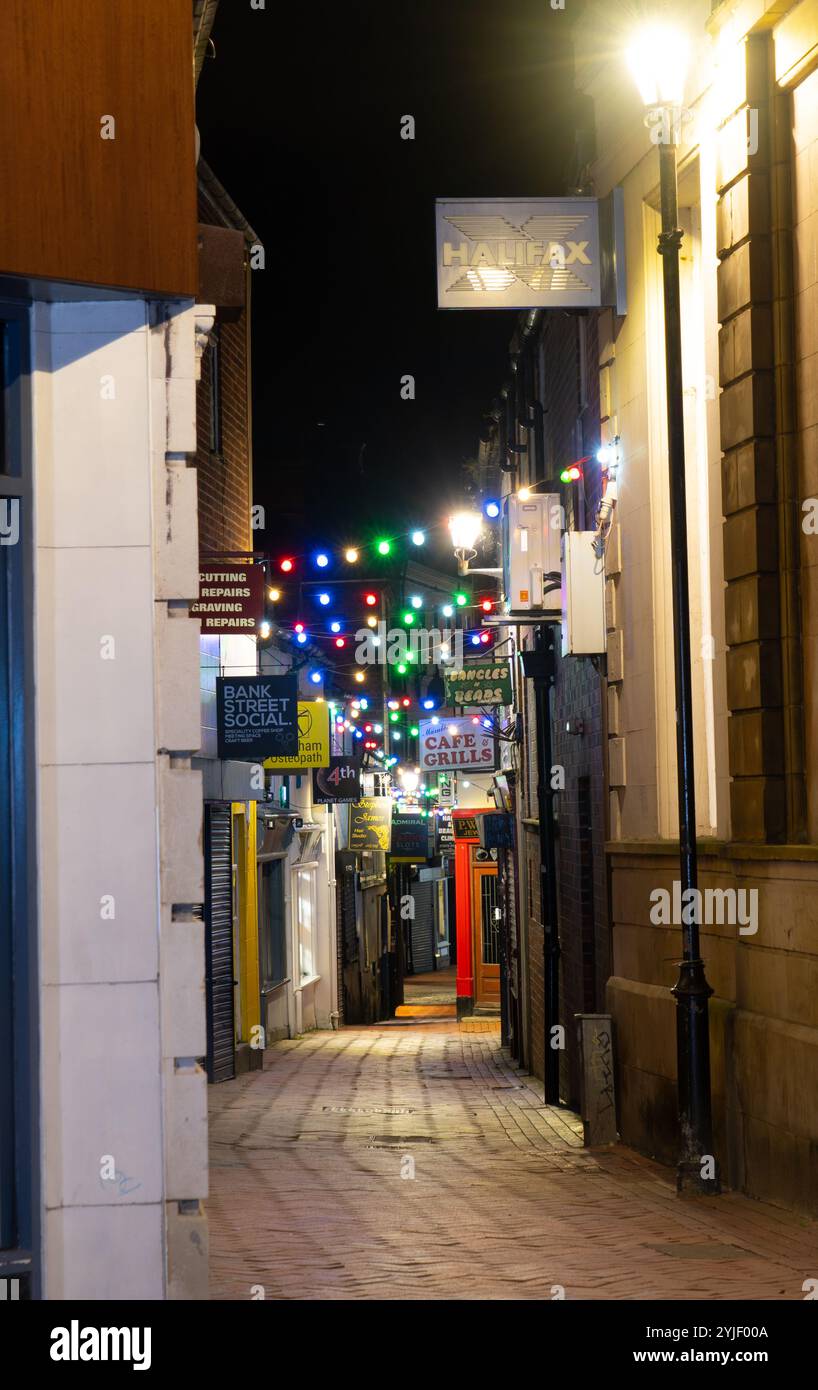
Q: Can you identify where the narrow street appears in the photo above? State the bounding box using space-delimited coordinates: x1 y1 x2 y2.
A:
208 1025 815 1301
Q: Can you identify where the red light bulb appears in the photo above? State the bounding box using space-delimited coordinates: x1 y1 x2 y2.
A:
365 592 377 606
280 558 294 573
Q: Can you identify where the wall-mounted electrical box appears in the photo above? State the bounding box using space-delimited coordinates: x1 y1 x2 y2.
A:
502 493 562 615
561 531 606 655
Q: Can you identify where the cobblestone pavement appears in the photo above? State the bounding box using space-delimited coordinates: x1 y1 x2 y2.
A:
208 1023 817 1300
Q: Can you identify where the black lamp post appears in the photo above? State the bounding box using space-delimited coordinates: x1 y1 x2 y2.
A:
628 29 719 1195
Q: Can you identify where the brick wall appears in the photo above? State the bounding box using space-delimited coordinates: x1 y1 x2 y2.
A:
518 310 610 1105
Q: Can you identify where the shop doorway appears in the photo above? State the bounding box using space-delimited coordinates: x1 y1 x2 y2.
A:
472 862 500 1007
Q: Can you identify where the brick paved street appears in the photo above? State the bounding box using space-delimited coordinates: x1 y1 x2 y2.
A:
208 1024 817 1300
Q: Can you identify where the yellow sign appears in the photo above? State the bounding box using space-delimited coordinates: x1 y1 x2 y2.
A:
263 701 330 771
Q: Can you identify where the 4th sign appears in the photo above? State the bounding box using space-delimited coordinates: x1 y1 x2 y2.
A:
313 756 362 804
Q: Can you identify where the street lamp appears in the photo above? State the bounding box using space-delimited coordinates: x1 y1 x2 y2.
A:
627 24 718 1196
448 510 483 571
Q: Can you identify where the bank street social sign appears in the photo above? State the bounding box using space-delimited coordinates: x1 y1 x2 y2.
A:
436 198 600 309
216 675 298 761
419 717 497 773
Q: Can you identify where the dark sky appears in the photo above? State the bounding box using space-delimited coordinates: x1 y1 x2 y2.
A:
196 0 576 570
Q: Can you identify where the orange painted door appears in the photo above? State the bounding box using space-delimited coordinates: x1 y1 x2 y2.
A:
472 864 500 1005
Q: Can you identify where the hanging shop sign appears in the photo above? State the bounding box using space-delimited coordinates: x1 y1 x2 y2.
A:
444 659 512 708
436 197 601 309
348 796 393 853
216 674 299 761
263 701 331 772
477 811 515 851
452 814 480 841
313 755 362 804
390 812 432 862
418 717 498 772
191 563 265 633
435 809 455 857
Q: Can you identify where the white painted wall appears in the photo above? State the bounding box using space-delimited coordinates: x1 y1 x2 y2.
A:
33 297 206 1299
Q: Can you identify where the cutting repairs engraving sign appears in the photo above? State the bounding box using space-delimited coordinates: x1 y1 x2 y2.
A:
436 198 600 309
191 563 265 632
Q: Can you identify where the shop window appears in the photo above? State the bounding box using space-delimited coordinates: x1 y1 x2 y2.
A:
295 864 318 981
258 858 286 989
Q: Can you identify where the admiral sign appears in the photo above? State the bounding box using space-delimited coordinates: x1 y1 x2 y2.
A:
419 717 497 772
436 198 600 309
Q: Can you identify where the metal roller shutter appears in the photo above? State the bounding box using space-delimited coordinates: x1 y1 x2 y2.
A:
205 804 235 1083
410 880 435 975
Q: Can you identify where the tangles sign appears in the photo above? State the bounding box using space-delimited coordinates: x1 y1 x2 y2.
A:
313 756 362 804
263 701 331 772
217 675 298 761
418 718 497 772
191 564 264 633
444 659 512 708
436 198 600 309
348 796 393 853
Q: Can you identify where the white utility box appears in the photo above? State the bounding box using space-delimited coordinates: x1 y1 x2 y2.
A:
502 493 562 615
561 531 606 655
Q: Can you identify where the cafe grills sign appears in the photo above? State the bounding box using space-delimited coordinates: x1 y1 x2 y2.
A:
435 197 616 310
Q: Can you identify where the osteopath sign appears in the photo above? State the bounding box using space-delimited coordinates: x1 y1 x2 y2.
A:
435 197 600 308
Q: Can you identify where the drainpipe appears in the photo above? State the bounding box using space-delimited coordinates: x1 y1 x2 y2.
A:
533 623 560 1103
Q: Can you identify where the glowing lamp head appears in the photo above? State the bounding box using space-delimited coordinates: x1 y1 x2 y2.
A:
448 510 482 552
627 25 690 108
518 487 532 502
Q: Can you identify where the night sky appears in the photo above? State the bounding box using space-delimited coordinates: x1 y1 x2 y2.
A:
196 0 577 571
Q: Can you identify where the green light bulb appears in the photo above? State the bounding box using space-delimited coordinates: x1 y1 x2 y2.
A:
376 539 391 556
455 592 467 607
403 612 415 625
